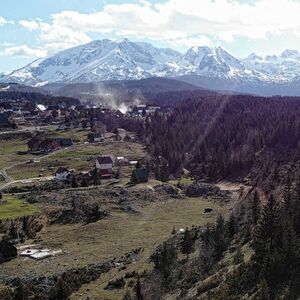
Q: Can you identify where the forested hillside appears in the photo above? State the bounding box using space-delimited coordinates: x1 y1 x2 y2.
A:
134 182 300 300
144 94 300 190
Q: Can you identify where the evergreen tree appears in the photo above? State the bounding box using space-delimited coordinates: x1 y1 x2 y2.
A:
212 215 227 261
252 190 261 226
93 170 101 186
150 242 177 281
181 227 194 259
171 226 176 235
226 214 236 239
135 160 142 169
233 247 244 265
253 195 282 294
135 276 143 300
81 177 89 187
71 176 78 188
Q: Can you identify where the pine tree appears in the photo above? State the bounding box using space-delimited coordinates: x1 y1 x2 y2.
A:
253 194 282 294
226 213 236 239
171 226 176 235
71 176 78 188
150 241 177 281
212 215 227 261
181 227 194 259
93 170 101 186
135 276 143 300
81 177 89 187
252 190 261 226
233 247 244 264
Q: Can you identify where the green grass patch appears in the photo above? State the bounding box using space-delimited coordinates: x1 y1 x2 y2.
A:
0 194 40 220
7 141 145 180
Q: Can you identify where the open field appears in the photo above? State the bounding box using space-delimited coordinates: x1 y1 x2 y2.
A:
0 193 229 298
0 125 144 183
0 138 35 170
71 196 229 300
7 141 145 180
0 194 40 220
0 127 233 299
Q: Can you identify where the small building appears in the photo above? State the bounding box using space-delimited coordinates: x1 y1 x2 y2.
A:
27 137 61 153
0 240 17 261
131 168 148 183
96 156 114 179
88 132 104 143
36 104 46 113
116 156 129 166
55 167 71 181
96 156 114 170
47 105 61 116
56 138 73 147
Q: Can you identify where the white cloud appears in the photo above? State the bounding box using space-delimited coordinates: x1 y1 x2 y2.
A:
19 20 40 31
2 45 47 58
0 17 6 25
0 42 14 47
16 0 300 52
167 35 212 48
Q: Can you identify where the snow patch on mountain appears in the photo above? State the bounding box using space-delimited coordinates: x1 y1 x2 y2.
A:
2 39 300 89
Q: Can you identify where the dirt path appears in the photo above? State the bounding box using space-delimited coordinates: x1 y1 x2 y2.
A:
0 143 86 191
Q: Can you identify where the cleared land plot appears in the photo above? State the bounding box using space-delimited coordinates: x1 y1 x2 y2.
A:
0 196 227 282
0 194 39 220
7 141 145 180
0 139 35 170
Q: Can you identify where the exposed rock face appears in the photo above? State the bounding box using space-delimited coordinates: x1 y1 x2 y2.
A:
154 184 183 197
186 182 230 199
47 200 107 225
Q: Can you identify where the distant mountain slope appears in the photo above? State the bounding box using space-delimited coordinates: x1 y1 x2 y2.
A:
46 77 205 105
3 38 300 96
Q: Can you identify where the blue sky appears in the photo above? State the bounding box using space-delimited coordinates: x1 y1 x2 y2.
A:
1 0 300 73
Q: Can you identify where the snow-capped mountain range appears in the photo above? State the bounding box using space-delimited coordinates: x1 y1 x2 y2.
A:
3 38 300 95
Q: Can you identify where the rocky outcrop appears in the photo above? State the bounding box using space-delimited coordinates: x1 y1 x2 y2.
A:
47 200 108 225
3 248 142 300
154 184 183 198
186 182 230 200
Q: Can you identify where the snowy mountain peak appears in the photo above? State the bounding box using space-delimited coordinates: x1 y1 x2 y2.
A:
281 49 300 59
2 40 300 90
245 53 263 62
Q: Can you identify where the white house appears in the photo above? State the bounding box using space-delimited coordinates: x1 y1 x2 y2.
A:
55 167 71 181
95 156 114 170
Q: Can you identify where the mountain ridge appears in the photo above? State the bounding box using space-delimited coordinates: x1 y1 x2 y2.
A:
2 39 300 96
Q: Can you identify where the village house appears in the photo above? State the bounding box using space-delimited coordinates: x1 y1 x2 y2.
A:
27 137 73 153
47 105 61 119
36 104 47 117
55 167 72 181
56 138 73 147
88 132 104 143
96 155 114 179
27 137 61 153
